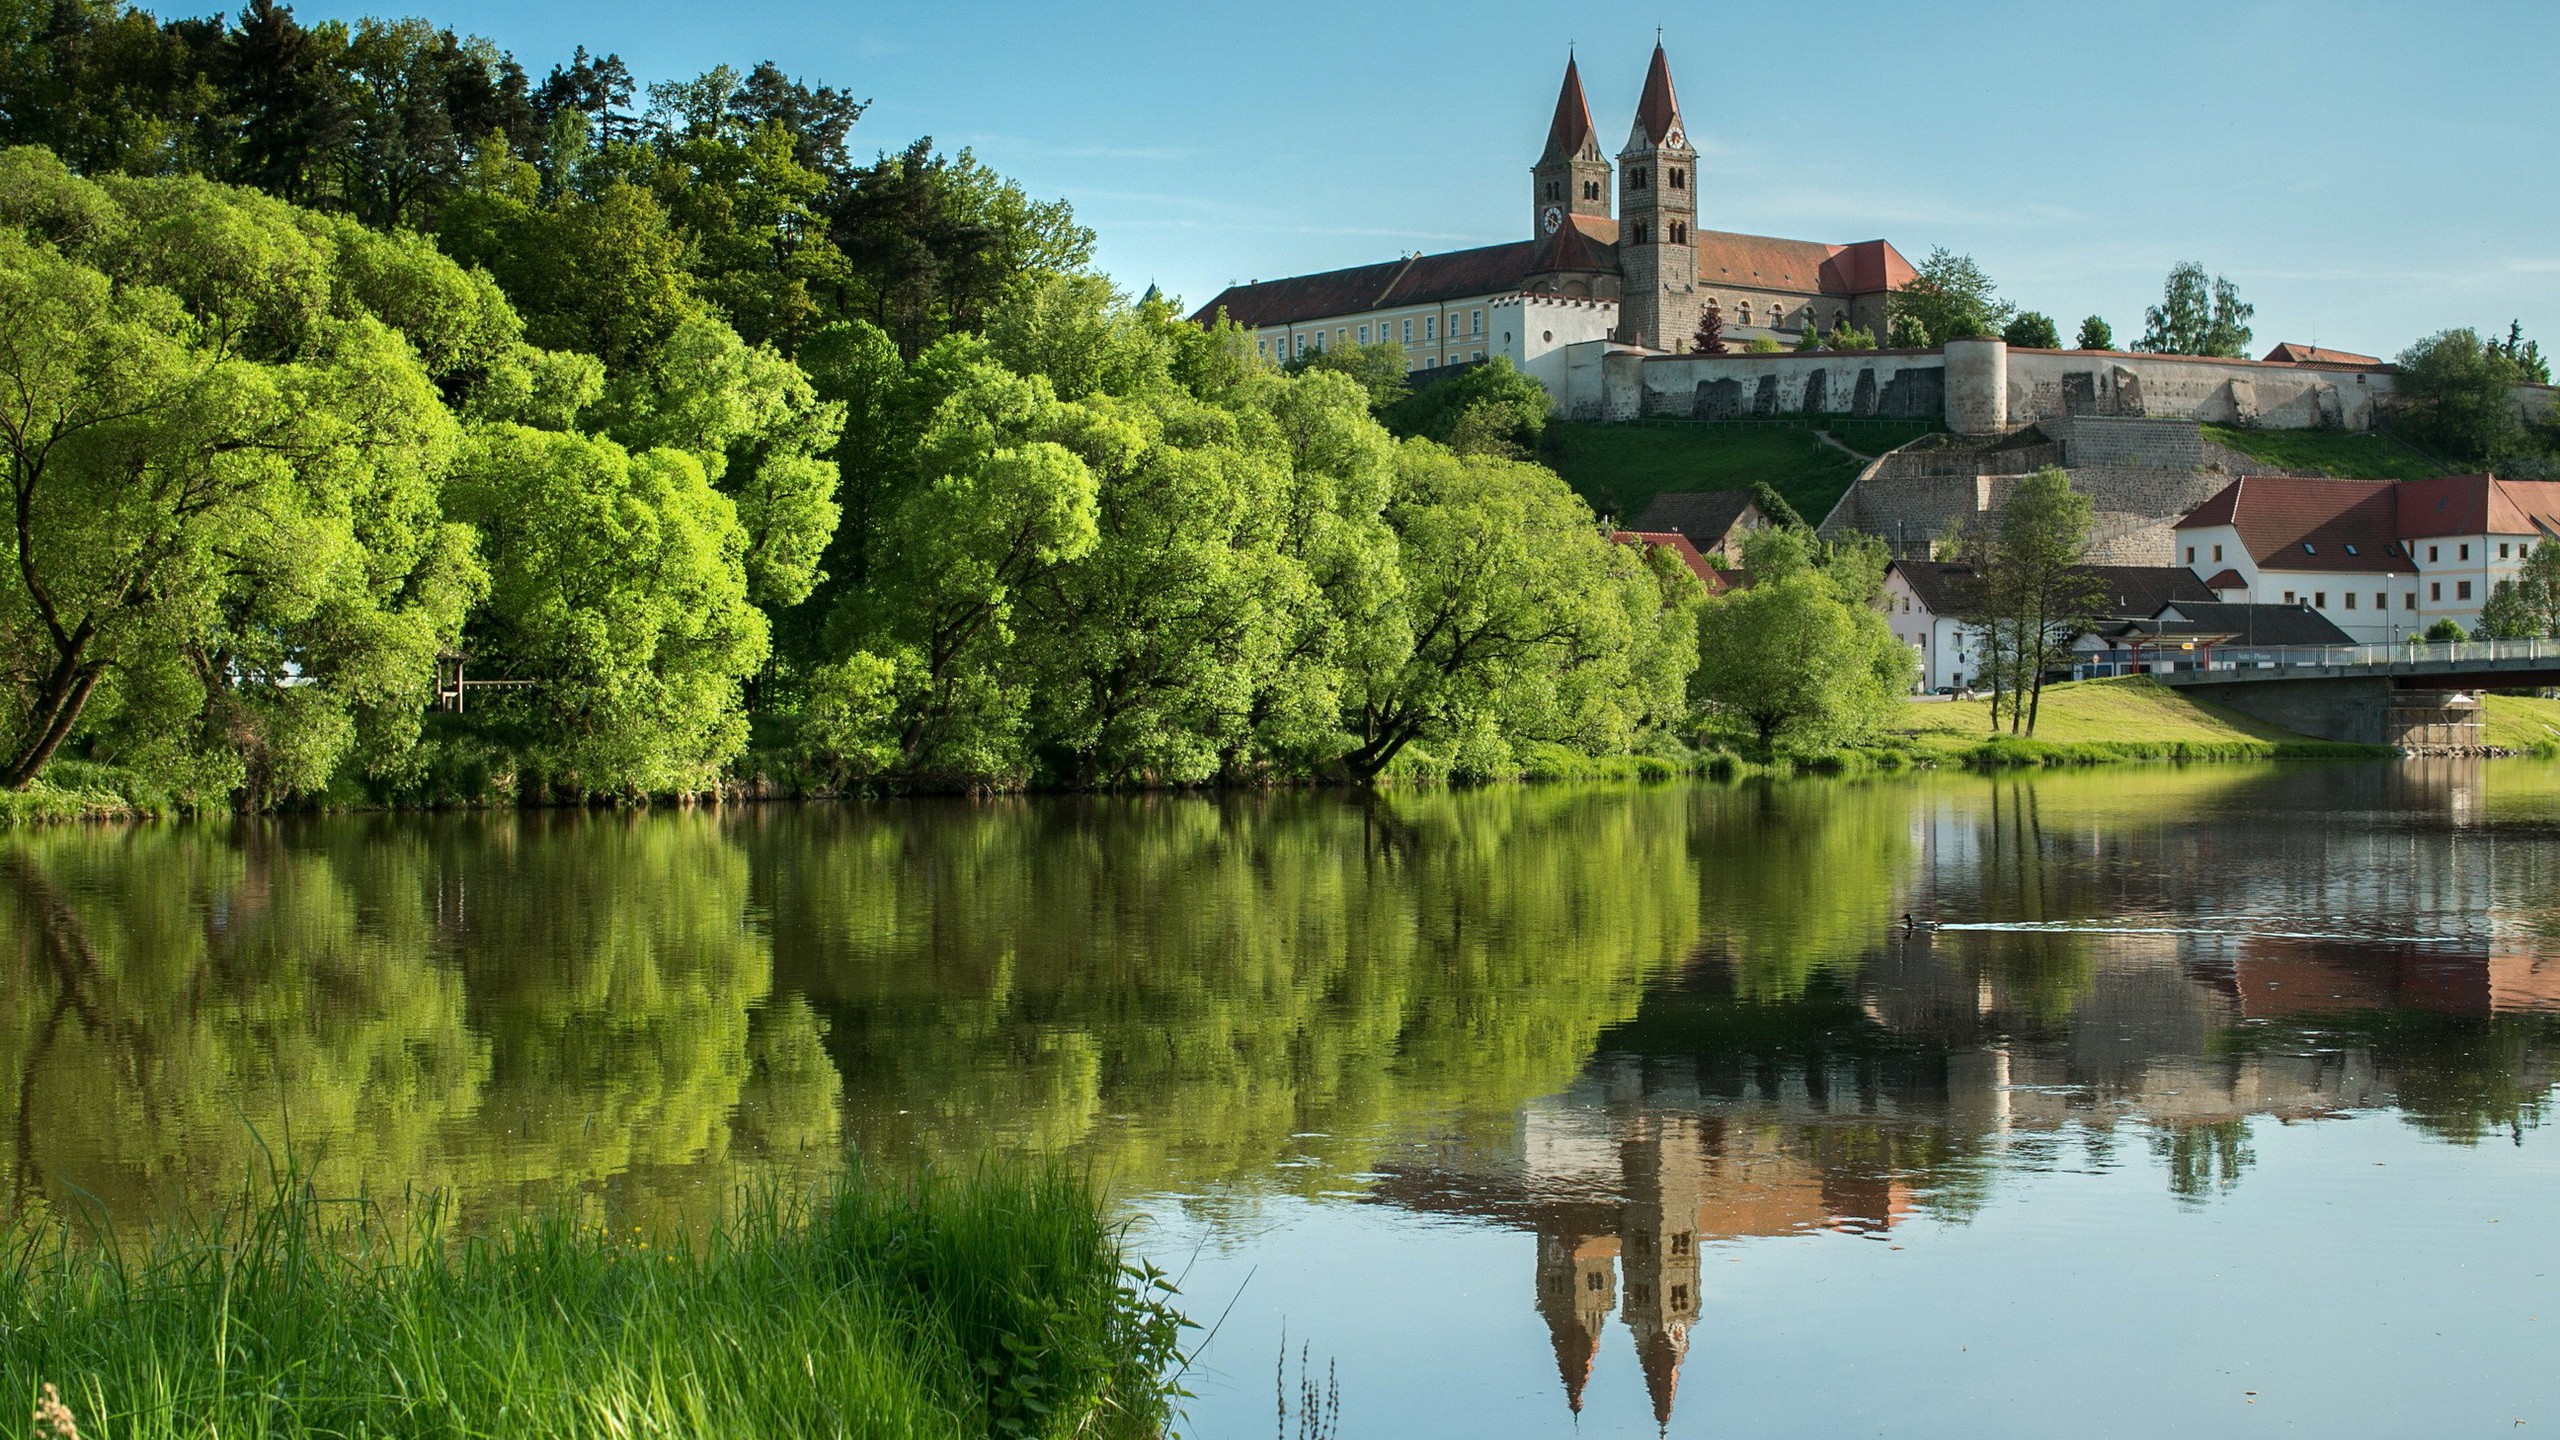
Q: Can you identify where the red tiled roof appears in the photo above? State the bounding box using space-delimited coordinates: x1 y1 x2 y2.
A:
1193 214 1903 330
2202 568 2247 590
1613 529 1730 591
2173 475 2407 573
1541 55 1596 162
1633 44 1682 144
2395 474 2560 538
1527 211 1619 278
1817 238 1916 296
2263 342 2383 366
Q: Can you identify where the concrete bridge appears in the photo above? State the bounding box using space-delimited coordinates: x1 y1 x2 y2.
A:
2152 639 2560 747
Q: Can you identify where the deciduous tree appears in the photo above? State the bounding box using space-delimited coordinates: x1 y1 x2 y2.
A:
2135 262 2252 358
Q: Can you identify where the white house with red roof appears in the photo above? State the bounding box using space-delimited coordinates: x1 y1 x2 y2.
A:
2172 474 2560 642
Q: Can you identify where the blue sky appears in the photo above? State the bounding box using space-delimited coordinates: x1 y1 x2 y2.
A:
242 0 2557 360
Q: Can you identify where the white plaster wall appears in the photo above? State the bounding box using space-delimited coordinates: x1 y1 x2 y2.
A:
1495 296 1619 397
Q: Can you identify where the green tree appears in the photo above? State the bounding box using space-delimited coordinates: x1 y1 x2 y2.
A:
2476 540 2560 638
2135 262 2253 358
1282 338 1409 411
1822 319 1877 352
1961 468 2100 735
0 152 482 801
2076 314 2113 350
2392 328 2528 464
1336 444 1685 781
438 424 769 796
1379 355 1549 457
2492 320 2550 385
1689 528 1911 757
1691 302 1726 355
1744 334 1784 354
2001 310 2060 349
1886 247 2009 349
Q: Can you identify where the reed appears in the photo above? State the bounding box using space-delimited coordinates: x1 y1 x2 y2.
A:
1 1165 1186 1440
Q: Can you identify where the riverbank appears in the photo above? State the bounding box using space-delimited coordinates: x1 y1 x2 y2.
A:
0 1167 1184 1440
1884 676 2394 766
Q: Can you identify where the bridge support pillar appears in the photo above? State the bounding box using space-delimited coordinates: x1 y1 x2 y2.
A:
2189 677 2484 749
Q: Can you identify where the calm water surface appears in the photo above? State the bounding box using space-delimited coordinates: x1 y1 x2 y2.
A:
6 762 2560 1436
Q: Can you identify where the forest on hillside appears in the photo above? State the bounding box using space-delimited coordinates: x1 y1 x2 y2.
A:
0 0 1734 808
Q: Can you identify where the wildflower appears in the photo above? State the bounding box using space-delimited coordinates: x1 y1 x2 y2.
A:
33 1383 79 1440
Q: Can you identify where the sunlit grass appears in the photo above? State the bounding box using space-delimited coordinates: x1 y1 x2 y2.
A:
0 1165 1187 1440
1887 676 2384 764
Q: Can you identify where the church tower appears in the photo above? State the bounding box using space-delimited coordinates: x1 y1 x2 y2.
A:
1531 54 1612 240
1615 43 1699 351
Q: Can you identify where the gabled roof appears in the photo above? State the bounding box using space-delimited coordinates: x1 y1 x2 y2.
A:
1612 530 1733 592
2395 474 2560 539
1192 237 1543 329
1631 489 1761 542
2081 565 2217 616
2262 342 2383 366
2202 568 2248 591
2151 601 2356 646
1817 239 1916 296
1887 561 1982 618
1526 212 1619 278
2173 475 2408 573
1893 562 2211 621
1632 43 1683 146
1540 55 1597 163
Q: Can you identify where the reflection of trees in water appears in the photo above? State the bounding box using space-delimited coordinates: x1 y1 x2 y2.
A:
2150 1118 2254 1202
748 787 1702 1193
0 817 840 1229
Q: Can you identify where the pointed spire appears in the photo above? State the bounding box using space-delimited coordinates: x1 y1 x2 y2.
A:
1541 53 1597 162
1633 41 1683 145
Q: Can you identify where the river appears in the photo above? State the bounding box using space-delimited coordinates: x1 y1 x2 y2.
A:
5 761 2558 1436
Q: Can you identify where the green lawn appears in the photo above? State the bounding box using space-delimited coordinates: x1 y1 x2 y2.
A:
2480 693 2560 753
1547 417 1939 526
1884 676 2377 762
2201 425 2453 482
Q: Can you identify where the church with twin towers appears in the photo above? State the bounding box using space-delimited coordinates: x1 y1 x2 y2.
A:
1194 43 1913 373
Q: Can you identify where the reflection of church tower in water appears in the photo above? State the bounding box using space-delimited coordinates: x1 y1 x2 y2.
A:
1535 1220 1619 1412
1621 1114 1705 1429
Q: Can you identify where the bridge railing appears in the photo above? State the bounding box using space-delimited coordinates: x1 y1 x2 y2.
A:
2182 637 2560 672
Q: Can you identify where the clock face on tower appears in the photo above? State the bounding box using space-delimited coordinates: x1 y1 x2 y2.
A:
1667 126 1685 149
1541 205 1564 235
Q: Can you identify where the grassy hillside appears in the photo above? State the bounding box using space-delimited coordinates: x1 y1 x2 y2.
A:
2201 425 2452 482
1548 417 1938 526
1885 676 2380 762
2480 692 2560 754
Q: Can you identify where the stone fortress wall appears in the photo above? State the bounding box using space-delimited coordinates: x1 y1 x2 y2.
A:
1534 334 2555 564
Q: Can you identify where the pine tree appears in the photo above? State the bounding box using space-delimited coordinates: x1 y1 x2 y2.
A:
1692 303 1727 356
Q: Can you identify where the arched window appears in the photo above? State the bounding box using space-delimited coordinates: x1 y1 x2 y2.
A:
1739 302 1752 324
1630 167 1648 190
1669 221 1686 245
1583 179 1599 201
1670 167 1685 189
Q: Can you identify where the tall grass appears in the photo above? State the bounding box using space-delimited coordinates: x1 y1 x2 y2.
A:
1 1166 1187 1440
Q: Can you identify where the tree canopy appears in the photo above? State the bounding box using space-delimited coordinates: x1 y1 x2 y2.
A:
2135 262 2253 358
1886 248 2009 349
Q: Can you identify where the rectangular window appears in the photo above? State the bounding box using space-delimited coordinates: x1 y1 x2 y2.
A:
2186 546 2195 565
1424 356 1437 368
1335 327 1347 347
1424 316 1436 341
2460 543 2471 560
2284 591 2296 604
2345 592 2358 609
2500 542 2512 559
2315 592 2327 608
2213 544 2224 562
2431 581 2442 601
1357 325 1368 344
1401 318 1413 344
2429 545 2440 562
1472 309 1484 335
2375 591 2386 609
2459 580 2473 600
2405 592 2417 610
